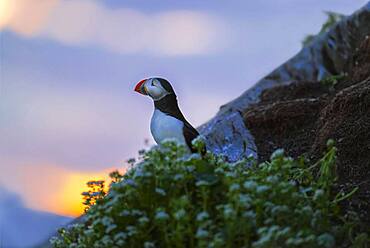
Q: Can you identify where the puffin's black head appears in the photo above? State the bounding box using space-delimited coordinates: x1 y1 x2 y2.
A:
134 77 176 100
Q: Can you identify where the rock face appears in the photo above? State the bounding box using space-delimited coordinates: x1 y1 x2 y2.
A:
244 83 330 162
200 2 370 162
315 80 370 221
200 111 257 162
243 37 370 223
201 2 370 225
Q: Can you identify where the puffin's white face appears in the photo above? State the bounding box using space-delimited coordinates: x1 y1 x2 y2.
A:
135 78 170 100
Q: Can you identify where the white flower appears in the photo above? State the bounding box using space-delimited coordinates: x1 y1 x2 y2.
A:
155 188 166 196
317 233 335 248
256 185 270 194
196 180 210 187
243 180 257 190
174 174 184 181
101 235 113 245
83 229 94 236
191 135 206 152
196 211 209 222
114 232 127 241
184 153 202 161
225 171 237 178
143 172 153 177
196 228 209 239
313 189 325 201
144 241 155 248
266 175 279 184
126 225 137 236
215 167 225 173
223 204 235 218
271 205 289 216
138 216 149 224
270 148 284 160
133 169 144 178
106 224 117 233
242 210 256 219
238 194 251 205
132 209 144 216
116 240 125 246
120 210 131 216
229 183 240 192
101 217 114 227
174 209 187 220
155 211 169 221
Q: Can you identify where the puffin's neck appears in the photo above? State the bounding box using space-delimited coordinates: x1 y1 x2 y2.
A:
154 94 185 121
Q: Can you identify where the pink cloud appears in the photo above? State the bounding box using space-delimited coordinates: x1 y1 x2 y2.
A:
0 0 227 56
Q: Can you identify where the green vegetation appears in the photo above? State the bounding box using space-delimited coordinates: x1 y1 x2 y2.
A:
320 74 346 90
302 11 345 46
320 74 345 86
51 139 368 248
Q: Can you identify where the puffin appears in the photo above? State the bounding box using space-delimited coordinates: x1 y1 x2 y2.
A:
134 77 201 152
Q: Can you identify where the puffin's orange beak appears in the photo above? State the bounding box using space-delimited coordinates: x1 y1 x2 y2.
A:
134 79 148 95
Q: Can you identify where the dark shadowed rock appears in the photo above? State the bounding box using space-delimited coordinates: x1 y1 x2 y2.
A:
242 35 370 225
201 2 370 162
244 95 328 162
312 79 370 223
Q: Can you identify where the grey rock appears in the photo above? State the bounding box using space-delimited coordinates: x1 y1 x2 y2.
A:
199 111 257 162
200 2 370 162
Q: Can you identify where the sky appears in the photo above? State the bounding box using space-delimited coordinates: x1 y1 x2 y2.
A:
0 0 368 245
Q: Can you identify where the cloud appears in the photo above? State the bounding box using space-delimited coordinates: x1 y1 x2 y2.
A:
0 78 148 169
0 0 226 56
0 0 59 35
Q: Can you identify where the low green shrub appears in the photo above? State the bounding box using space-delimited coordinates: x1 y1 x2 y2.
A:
51 140 368 248
302 11 345 46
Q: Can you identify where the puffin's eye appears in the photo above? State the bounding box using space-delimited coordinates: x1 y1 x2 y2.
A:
151 81 155 86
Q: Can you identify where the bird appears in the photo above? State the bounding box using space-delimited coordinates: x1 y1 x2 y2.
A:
134 77 201 152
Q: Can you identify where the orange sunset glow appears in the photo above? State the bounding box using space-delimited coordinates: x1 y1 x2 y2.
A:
53 169 117 216
1 163 126 217
33 165 126 217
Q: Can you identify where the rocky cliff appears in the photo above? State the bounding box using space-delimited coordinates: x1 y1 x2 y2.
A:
201 1 370 226
200 2 370 162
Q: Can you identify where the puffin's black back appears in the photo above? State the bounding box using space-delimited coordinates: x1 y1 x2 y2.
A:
154 93 200 153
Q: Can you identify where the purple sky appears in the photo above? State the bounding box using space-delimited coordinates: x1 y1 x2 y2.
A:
0 0 367 218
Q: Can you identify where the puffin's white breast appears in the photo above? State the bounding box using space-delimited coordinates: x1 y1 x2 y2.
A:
150 109 186 145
